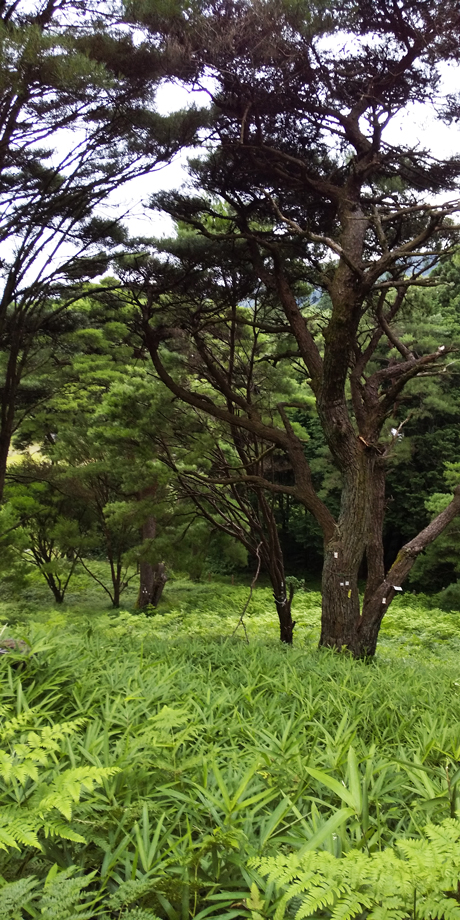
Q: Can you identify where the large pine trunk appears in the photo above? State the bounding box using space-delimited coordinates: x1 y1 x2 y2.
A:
319 447 460 658
319 450 387 659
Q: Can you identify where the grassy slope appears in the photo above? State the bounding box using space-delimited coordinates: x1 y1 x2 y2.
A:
1 579 460 917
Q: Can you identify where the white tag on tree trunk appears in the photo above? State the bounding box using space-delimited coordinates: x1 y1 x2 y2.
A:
345 581 349 586
393 586 403 591
382 598 386 605
340 582 344 586
334 552 338 558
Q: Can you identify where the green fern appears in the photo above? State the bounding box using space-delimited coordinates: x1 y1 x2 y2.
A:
0 875 39 918
35 764 120 820
106 877 163 911
250 819 460 920
37 866 97 920
0 712 118 852
0 867 164 919
0 866 101 920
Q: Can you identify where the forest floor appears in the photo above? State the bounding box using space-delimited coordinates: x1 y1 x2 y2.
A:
2 568 460 656
1 576 460 918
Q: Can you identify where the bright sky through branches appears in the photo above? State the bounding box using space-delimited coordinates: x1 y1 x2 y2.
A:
120 61 460 240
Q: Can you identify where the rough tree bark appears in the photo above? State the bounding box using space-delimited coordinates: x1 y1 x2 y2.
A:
257 490 296 644
150 562 168 607
137 513 167 610
319 451 386 656
137 514 157 608
274 584 296 645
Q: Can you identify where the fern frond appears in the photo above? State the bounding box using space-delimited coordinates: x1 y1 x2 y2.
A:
107 877 162 910
419 894 460 920
0 815 40 850
0 710 37 741
331 892 373 920
255 818 460 920
368 906 407 920
0 876 39 916
39 866 97 919
118 910 162 920
0 750 40 784
39 819 86 843
35 765 119 820
296 881 349 918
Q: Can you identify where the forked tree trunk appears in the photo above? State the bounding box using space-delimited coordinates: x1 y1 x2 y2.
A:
149 561 167 608
138 559 155 607
320 551 361 653
139 560 167 608
319 449 380 656
112 583 121 608
45 574 65 604
319 449 460 658
110 558 123 608
320 555 387 658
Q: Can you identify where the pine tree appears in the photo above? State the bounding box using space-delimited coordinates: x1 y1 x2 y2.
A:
0 0 205 497
124 0 460 656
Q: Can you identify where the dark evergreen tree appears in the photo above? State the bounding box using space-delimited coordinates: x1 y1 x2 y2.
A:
123 0 460 656
0 0 205 497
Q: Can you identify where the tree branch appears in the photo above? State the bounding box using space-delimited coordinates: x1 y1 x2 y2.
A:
387 485 460 586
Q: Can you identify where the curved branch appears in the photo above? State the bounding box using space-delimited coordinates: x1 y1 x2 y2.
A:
144 324 291 450
376 296 413 360
144 325 336 540
387 485 460 586
377 348 456 417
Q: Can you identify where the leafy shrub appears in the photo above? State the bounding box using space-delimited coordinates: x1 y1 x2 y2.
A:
431 582 460 612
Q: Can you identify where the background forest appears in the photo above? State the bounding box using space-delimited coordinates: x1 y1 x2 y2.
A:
3 0 460 917
3 261 460 614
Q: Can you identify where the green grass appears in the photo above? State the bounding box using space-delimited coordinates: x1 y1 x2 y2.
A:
1 577 460 917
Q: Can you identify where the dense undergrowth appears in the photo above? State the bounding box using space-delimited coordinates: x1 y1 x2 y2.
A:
1 578 460 918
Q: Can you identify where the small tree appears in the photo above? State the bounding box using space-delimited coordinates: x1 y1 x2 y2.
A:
4 467 87 604
112 252 304 637
161 415 298 642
